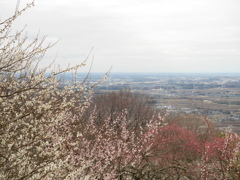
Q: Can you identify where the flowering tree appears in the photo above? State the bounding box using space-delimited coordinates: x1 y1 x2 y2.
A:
0 1 105 179
142 123 240 179
198 128 240 179
52 108 168 179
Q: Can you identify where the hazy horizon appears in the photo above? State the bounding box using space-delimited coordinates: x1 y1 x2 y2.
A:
1 0 240 73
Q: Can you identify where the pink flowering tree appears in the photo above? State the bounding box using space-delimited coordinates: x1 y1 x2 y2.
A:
199 127 240 179
143 120 240 179
52 108 168 179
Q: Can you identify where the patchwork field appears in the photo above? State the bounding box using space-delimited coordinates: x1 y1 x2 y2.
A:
155 88 240 133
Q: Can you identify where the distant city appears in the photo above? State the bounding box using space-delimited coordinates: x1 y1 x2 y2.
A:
61 72 240 132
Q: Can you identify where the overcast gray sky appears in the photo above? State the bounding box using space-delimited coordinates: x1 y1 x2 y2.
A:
1 0 240 73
